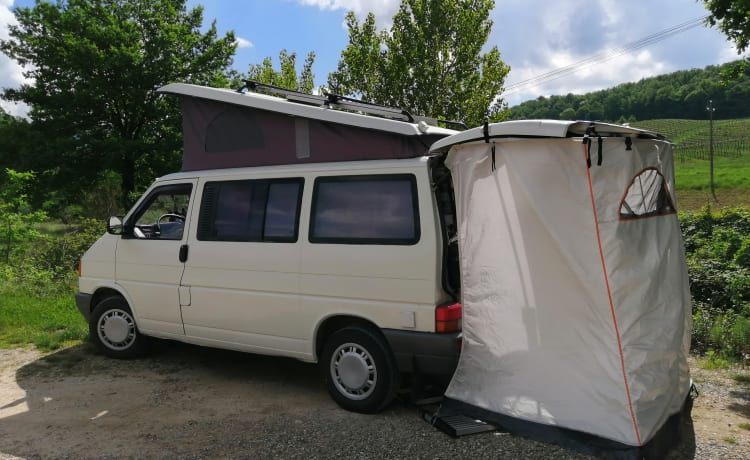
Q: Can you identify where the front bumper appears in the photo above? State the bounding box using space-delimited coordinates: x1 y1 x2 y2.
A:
75 292 93 323
382 329 461 376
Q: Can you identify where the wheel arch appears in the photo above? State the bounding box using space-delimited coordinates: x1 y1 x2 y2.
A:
314 315 385 362
90 286 129 315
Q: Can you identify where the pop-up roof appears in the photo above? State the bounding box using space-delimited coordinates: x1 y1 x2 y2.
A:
158 83 457 171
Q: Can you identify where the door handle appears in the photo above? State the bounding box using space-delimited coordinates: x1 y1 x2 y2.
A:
179 244 189 263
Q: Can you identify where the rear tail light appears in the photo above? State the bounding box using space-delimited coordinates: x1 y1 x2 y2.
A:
77 260 82 277
436 303 462 333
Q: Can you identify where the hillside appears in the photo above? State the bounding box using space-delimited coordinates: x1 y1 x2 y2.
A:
631 118 750 209
508 61 750 122
634 118 750 161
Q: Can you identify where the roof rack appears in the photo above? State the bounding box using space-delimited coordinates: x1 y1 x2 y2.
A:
238 80 415 123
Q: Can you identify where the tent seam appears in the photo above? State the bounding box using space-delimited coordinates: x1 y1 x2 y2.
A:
582 142 642 445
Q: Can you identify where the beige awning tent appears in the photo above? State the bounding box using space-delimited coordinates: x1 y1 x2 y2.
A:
430 120 692 458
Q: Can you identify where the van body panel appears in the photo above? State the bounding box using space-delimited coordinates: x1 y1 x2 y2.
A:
78 156 460 377
114 179 198 336
77 233 118 295
115 242 187 336
298 162 441 333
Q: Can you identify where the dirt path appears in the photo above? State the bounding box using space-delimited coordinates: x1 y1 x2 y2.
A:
1 344 749 459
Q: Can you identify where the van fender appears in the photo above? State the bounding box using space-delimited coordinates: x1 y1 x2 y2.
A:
311 312 385 362
86 282 141 324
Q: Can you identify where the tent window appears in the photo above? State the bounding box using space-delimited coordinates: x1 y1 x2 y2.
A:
619 167 676 220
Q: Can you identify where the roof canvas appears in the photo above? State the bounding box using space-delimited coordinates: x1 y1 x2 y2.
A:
157 83 457 171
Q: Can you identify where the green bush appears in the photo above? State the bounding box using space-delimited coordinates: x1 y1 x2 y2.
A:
0 169 47 264
38 218 104 278
683 207 750 359
681 207 750 313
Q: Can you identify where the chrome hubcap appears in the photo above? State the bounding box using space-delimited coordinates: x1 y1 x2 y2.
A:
330 342 377 400
98 309 136 351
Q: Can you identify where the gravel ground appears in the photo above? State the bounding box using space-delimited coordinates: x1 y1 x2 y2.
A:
0 343 748 459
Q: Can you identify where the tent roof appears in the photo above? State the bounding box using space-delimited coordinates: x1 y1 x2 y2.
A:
429 120 664 154
158 83 457 138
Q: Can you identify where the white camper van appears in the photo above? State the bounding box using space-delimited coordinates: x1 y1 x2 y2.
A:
78 82 693 457
76 82 464 414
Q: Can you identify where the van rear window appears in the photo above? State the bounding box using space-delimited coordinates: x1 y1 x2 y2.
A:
310 174 420 245
198 178 303 242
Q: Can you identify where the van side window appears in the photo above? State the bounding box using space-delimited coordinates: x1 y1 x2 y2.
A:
310 174 420 245
197 178 303 242
130 184 192 240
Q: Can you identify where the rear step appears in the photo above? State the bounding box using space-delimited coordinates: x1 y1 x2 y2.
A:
424 412 498 437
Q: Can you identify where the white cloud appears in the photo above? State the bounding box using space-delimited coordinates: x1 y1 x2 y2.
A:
1 0 31 117
296 0 399 24
235 36 254 49
492 0 737 106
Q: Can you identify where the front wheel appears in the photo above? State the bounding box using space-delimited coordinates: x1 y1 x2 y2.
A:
89 296 148 359
321 326 400 413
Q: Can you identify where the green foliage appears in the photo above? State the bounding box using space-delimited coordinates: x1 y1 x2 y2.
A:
0 169 47 264
0 214 92 352
685 207 750 359
79 170 126 220
682 207 750 312
704 0 750 53
508 61 750 121
0 0 237 205
699 349 733 369
246 50 316 93
328 0 510 126
38 219 104 279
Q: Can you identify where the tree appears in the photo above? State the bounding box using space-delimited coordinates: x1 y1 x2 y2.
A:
327 0 510 127
245 50 316 93
559 108 576 120
704 0 750 53
0 0 237 205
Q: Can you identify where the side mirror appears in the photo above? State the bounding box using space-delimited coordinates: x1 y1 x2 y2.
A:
107 216 124 235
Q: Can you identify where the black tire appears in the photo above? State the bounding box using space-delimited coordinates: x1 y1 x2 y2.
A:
320 326 400 413
89 296 148 359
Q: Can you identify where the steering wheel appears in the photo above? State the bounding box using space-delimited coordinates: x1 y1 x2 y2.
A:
157 213 185 226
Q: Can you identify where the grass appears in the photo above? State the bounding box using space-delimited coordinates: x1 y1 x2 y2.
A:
0 283 87 351
36 221 72 237
733 374 750 385
675 156 750 191
671 149 750 212
629 118 750 211
739 422 750 431
723 436 738 444
697 351 735 370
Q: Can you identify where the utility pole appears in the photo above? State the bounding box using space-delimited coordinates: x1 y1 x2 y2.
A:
706 99 717 201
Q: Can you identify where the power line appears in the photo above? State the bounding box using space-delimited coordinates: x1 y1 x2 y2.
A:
503 15 709 95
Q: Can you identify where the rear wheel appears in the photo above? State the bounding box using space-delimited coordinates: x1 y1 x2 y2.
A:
321 326 399 413
89 296 148 359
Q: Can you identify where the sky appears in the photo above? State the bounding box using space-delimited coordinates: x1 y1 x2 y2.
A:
0 0 741 117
